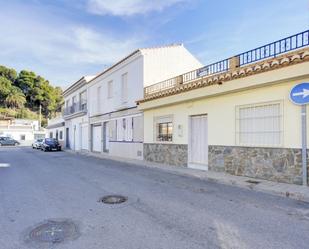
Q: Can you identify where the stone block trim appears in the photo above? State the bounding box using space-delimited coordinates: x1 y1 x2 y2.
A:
209 145 309 185
144 143 188 167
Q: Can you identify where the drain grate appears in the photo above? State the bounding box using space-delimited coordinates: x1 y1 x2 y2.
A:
100 195 128 204
28 220 79 244
246 180 261 184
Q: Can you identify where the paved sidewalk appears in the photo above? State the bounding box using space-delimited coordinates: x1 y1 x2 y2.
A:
68 150 309 203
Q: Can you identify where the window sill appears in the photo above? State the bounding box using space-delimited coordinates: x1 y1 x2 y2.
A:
236 143 284 149
154 141 174 144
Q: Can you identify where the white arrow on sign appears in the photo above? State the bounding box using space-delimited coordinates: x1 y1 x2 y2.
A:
292 88 309 98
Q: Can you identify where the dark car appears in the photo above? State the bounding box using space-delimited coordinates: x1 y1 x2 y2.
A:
32 139 44 149
41 138 61 152
0 137 20 146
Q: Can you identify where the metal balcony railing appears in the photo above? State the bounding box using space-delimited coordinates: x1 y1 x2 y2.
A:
63 101 87 116
144 30 309 97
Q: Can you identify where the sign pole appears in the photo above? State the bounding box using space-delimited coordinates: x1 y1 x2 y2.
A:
301 105 307 186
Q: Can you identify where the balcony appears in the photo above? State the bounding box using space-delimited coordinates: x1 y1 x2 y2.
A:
63 101 87 118
144 30 309 97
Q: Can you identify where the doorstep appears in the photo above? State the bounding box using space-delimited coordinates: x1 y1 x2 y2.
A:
65 149 309 203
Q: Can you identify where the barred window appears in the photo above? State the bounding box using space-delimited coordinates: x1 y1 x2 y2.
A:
154 115 173 142
157 122 173 142
236 102 282 146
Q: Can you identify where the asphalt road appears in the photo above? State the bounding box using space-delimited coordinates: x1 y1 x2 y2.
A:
0 147 309 249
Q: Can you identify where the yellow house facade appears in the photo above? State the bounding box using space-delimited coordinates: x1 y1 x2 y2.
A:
138 32 309 185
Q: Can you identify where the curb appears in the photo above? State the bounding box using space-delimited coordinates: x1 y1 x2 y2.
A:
65 149 309 203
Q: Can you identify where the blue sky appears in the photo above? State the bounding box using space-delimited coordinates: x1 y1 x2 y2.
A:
0 0 308 89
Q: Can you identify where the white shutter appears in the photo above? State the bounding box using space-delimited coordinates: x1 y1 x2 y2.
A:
237 102 282 146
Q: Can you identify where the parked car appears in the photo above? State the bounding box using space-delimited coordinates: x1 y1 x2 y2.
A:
41 138 61 152
0 137 20 146
32 139 44 149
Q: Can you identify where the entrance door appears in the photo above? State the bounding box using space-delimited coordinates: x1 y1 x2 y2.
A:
92 124 102 152
73 125 77 151
81 124 88 150
188 115 208 170
103 122 109 152
66 127 70 149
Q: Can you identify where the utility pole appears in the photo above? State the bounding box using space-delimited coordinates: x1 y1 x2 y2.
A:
39 104 42 130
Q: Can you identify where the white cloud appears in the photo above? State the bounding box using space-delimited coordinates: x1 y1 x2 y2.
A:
87 0 189 16
0 3 142 86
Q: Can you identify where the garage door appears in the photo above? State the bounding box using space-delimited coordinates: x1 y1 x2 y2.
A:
81 124 88 150
92 125 102 152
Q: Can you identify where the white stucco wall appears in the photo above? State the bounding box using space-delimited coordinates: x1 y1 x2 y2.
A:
142 45 203 87
88 54 144 117
141 62 309 149
64 83 88 109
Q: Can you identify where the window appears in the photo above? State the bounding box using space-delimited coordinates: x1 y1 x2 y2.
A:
80 91 87 110
236 102 282 146
59 131 63 140
154 115 173 142
121 73 128 104
20 134 25 141
56 130 59 140
157 122 173 142
97 86 101 113
49 132 53 138
108 80 113 98
72 96 76 108
116 117 133 141
71 96 77 113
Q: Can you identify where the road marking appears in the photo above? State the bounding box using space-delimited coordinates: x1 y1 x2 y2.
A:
0 163 10 167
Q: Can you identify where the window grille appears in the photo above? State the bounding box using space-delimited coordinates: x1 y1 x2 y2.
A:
236 102 282 146
157 122 173 142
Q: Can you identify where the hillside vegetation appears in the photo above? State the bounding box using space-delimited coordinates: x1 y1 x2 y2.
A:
0 65 63 126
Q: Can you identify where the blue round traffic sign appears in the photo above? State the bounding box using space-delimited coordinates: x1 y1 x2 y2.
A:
290 83 309 105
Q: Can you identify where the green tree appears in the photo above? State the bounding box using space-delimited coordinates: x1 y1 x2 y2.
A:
5 86 26 109
15 70 36 96
0 65 63 123
0 76 12 103
0 65 17 82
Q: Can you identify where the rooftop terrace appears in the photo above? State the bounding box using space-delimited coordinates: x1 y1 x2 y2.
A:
142 30 309 100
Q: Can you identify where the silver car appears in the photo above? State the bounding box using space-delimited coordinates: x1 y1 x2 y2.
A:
32 139 44 149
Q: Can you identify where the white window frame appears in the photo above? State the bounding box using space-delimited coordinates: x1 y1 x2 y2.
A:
97 86 101 113
107 80 113 99
121 73 128 104
80 90 87 109
235 100 284 147
154 115 174 143
72 96 76 105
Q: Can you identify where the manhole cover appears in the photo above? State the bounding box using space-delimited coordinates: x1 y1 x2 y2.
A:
28 220 79 244
100 195 128 204
246 180 260 184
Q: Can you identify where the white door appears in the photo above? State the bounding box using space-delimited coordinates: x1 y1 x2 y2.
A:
92 125 102 152
73 125 77 151
81 124 88 150
103 122 109 152
188 115 208 170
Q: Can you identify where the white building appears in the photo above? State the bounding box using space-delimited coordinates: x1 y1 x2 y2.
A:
0 118 45 145
88 44 203 160
46 115 65 147
62 76 95 151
